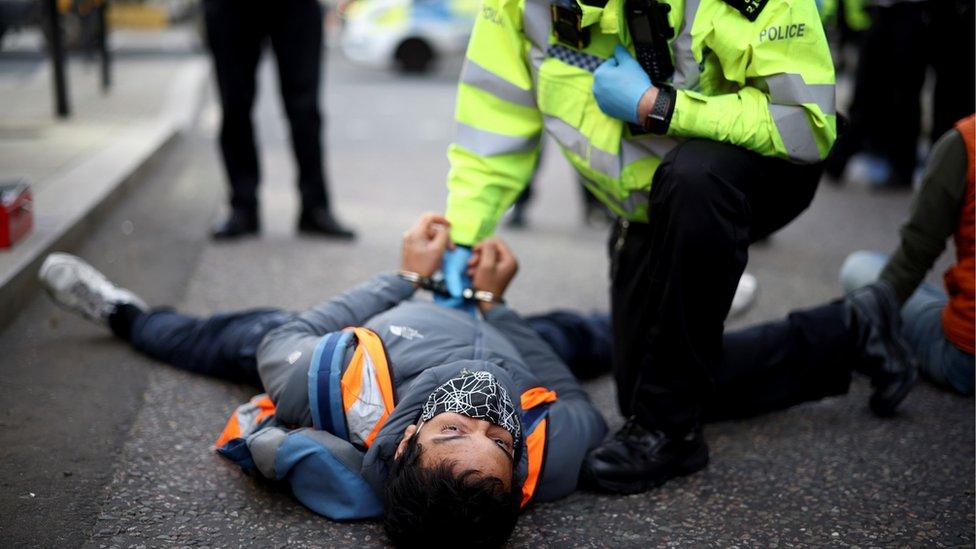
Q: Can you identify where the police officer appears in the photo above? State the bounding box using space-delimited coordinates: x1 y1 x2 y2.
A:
203 0 354 240
442 0 838 492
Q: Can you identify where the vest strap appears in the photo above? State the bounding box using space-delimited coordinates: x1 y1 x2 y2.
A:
520 387 558 506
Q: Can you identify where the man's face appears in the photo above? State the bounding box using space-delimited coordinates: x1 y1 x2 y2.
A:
395 413 515 488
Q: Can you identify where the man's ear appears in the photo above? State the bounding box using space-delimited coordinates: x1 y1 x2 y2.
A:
394 424 418 460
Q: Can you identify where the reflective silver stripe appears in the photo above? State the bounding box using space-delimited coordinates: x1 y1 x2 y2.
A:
671 0 701 89
544 115 588 157
455 122 540 156
523 0 551 51
460 59 537 108
620 136 681 165
591 146 620 178
544 115 620 178
765 73 835 115
770 104 821 163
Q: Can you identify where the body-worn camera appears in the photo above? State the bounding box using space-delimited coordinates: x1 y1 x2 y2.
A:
551 0 589 49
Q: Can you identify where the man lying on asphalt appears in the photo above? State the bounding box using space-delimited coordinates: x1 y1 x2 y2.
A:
37 213 918 546
38 213 607 548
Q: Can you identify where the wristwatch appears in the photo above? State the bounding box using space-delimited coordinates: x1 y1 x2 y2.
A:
643 85 676 134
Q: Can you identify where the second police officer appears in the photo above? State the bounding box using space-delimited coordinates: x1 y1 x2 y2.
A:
442 0 838 492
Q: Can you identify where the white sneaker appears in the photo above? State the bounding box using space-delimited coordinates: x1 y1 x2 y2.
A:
728 272 759 319
38 253 147 325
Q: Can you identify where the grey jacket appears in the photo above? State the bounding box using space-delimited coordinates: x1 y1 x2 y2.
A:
252 272 607 514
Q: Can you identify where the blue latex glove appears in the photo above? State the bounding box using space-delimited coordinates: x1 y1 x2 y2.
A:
592 45 654 125
433 246 477 315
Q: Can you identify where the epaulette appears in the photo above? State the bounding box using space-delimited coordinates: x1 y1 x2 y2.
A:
720 0 769 21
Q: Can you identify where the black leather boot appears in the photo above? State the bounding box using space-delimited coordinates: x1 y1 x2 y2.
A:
580 418 708 494
843 280 918 416
212 209 260 240
297 207 356 240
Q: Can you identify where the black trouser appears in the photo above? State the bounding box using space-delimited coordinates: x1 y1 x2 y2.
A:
530 306 855 422
128 308 295 387
612 139 824 435
203 0 331 212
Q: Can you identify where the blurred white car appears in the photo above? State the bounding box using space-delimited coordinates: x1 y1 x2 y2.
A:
340 0 477 73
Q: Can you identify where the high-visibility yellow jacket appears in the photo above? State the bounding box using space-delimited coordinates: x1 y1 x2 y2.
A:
445 0 837 245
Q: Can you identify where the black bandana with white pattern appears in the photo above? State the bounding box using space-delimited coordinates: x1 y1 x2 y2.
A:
420 369 522 455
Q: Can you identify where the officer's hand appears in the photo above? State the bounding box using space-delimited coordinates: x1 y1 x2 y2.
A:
467 237 518 311
593 45 654 125
401 213 452 278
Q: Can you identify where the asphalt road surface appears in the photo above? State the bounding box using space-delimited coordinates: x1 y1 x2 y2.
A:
1 48 973 548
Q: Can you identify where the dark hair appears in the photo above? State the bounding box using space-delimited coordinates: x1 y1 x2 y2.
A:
383 435 522 548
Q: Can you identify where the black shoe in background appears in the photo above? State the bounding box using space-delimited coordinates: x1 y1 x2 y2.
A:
297 207 356 240
843 281 918 416
212 209 260 240
580 418 709 494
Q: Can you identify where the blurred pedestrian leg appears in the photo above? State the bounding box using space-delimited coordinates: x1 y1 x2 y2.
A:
204 0 354 239
825 1 928 188
825 0 975 189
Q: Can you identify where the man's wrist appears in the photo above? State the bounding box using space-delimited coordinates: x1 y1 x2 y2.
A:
397 269 425 289
637 86 659 122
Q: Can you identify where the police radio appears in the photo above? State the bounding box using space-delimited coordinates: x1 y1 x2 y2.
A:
625 0 674 84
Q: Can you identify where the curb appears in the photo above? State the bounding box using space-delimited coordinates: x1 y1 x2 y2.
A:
0 58 210 331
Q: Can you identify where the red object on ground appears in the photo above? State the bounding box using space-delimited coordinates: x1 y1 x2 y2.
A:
0 180 33 249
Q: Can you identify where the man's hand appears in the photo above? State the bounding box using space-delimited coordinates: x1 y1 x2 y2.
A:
401 213 453 279
593 45 656 125
466 237 518 312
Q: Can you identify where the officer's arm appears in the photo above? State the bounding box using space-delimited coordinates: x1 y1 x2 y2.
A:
667 0 836 164
445 0 544 246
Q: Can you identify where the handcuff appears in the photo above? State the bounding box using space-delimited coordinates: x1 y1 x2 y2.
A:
397 270 506 305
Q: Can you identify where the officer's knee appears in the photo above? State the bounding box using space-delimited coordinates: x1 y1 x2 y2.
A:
660 153 720 208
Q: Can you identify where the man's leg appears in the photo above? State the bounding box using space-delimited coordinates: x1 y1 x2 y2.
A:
204 0 265 235
526 310 612 380
269 0 354 238
706 302 855 420
900 285 976 396
623 139 821 433
867 3 927 185
526 302 909 420
927 0 975 145
126 307 294 387
39 253 293 388
584 139 821 493
269 0 326 211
